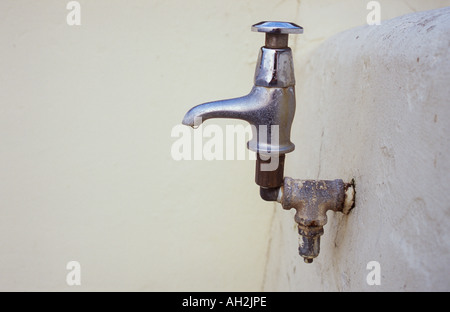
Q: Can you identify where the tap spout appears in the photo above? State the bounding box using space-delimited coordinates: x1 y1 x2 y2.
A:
182 86 296 156
182 91 254 128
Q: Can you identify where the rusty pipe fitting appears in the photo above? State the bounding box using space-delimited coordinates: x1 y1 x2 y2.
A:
277 177 355 263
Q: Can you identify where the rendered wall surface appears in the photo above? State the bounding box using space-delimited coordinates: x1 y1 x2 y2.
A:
263 7 450 291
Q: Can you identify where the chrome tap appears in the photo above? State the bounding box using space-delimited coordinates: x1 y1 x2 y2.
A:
182 21 303 189
181 22 355 263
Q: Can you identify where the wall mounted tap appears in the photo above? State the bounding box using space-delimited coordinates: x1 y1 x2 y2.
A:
182 22 355 263
183 21 302 189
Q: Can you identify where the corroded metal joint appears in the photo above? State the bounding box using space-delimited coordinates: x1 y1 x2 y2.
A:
277 177 355 263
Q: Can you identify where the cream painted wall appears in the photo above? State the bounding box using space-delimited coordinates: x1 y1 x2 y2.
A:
1 0 449 292
264 6 450 291
0 0 297 291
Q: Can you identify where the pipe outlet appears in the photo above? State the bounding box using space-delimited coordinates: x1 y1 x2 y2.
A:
277 177 355 263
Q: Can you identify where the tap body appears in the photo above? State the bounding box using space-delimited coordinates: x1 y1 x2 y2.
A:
182 46 297 188
182 47 296 157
